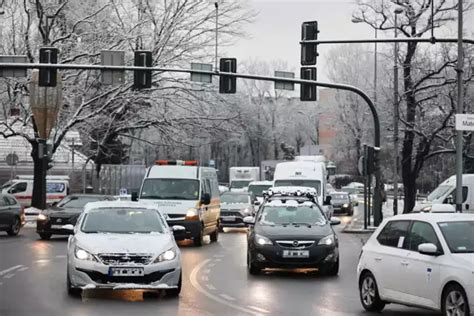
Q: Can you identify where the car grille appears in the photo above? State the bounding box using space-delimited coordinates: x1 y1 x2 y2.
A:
276 240 315 249
220 211 243 217
97 253 154 265
78 268 174 284
49 215 79 225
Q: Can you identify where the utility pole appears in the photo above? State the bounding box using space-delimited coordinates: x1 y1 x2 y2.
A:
455 0 464 212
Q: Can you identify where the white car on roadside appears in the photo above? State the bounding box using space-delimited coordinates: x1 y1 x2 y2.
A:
66 201 183 297
357 213 474 316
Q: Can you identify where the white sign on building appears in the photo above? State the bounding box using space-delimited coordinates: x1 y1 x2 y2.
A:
455 114 474 131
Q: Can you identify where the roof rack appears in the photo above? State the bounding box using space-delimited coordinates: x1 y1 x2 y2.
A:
263 186 318 202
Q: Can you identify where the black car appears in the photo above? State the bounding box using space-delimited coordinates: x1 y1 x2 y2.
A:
0 194 25 236
329 192 354 215
245 191 340 275
36 194 115 240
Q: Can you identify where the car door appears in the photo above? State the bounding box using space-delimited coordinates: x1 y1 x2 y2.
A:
0 195 9 227
200 179 212 233
402 221 443 309
372 220 411 301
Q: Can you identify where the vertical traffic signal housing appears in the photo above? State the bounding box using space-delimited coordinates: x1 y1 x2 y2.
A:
134 51 152 89
39 47 59 87
301 21 319 66
219 58 237 94
300 67 317 101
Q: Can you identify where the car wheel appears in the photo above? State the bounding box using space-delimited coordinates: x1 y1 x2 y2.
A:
7 217 21 236
167 272 182 297
359 272 385 312
193 229 204 247
218 225 224 233
210 227 219 242
442 283 470 316
67 272 82 297
321 258 339 276
39 233 52 240
247 252 261 275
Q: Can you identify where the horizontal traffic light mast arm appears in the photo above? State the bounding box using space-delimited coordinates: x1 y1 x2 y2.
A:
301 37 474 45
0 61 380 147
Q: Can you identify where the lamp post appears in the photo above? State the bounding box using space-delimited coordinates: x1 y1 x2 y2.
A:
393 8 403 215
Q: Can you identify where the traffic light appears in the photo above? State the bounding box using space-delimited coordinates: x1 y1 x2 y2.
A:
134 51 152 89
39 47 58 87
300 67 317 101
300 21 319 66
219 58 237 94
366 145 376 175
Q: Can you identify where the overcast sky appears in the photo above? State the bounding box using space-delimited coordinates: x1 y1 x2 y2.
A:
224 0 474 83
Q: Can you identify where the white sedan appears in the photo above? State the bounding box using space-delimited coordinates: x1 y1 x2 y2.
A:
66 201 183 297
357 213 473 316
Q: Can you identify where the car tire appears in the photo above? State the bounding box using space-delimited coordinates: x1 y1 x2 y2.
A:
39 233 52 240
210 227 219 242
67 272 82 297
359 272 385 312
193 229 204 247
167 272 182 297
247 252 261 275
7 216 21 236
218 225 224 233
321 258 339 276
442 283 470 316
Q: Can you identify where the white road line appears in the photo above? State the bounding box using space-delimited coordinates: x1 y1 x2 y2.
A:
18 267 29 272
190 259 262 315
201 275 209 281
206 284 216 290
3 274 15 279
249 306 270 314
0 265 23 276
220 294 236 301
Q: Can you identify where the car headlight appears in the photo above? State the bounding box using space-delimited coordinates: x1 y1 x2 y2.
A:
343 203 349 208
318 234 335 246
154 248 177 263
255 234 272 246
37 213 48 221
74 247 98 262
241 208 250 215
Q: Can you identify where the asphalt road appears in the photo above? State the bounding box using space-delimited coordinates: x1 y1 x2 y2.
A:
0 214 438 316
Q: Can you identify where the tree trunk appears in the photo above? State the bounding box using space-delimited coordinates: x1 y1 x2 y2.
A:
403 174 417 213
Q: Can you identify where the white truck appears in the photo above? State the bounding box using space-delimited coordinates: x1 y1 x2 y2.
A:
415 174 474 213
229 167 260 192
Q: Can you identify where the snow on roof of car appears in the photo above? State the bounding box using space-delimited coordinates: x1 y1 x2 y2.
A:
265 199 315 207
389 212 474 223
84 201 160 213
269 186 317 194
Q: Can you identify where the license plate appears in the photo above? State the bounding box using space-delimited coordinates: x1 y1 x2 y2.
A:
108 267 144 277
221 216 236 222
282 250 309 258
51 224 66 229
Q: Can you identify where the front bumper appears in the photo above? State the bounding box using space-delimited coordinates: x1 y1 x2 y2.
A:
249 243 339 269
332 205 352 214
68 257 181 290
37 219 75 235
220 210 246 227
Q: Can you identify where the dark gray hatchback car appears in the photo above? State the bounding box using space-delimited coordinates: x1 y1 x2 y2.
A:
0 194 24 236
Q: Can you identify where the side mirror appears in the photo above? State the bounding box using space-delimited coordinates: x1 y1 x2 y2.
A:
172 225 185 232
254 200 261 206
243 216 255 226
324 195 332 205
62 224 74 231
418 243 441 256
329 217 341 226
131 191 139 202
201 193 211 205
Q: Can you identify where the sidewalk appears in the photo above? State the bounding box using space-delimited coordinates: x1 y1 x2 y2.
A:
342 198 404 233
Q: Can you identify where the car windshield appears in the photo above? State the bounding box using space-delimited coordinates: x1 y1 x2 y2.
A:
274 180 321 194
231 180 251 189
248 184 272 197
438 221 474 253
258 202 326 226
330 193 350 202
81 208 165 234
56 196 106 210
140 179 199 200
221 193 249 204
427 185 453 202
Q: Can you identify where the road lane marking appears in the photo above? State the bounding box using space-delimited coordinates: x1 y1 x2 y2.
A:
249 306 270 313
18 266 29 272
206 284 216 290
0 265 23 276
3 274 15 279
190 259 264 315
220 294 236 301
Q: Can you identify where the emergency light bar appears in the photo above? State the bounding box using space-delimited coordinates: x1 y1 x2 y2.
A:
155 160 199 166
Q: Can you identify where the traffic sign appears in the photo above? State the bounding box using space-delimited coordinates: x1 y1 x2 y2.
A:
191 63 213 83
0 55 27 77
455 114 474 131
274 71 295 90
101 50 125 86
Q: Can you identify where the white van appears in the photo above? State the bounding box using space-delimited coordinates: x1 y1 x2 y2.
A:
1 176 70 207
229 167 260 192
136 160 221 247
415 174 474 213
273 161 333 217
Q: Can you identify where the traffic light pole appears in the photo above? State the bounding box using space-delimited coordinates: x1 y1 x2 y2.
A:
0 61 383 224
302 37 474 45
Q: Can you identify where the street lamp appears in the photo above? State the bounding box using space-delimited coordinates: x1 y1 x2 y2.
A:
393 7 403 215
351 18 378 108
